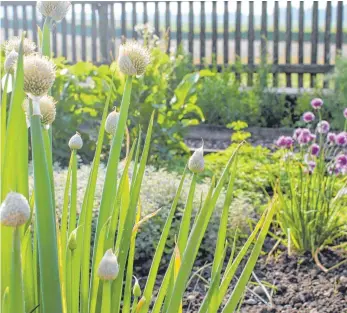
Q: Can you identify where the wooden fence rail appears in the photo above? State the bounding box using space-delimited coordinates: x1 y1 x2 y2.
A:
1 1 346 88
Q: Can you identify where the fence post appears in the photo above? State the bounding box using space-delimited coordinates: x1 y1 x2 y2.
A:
98 2 109 63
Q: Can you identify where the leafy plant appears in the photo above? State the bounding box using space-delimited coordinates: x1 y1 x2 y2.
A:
274 100 347 270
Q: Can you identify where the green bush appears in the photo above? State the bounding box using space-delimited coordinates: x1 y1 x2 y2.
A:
51 47 200 165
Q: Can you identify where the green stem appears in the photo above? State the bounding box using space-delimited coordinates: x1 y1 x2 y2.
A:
9 227 25 313
1 73 9 176
101 281 111 313
30 113 62 313
69 150 78 234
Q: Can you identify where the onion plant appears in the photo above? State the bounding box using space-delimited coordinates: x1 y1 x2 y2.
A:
1 2 276 313
275 99 347 270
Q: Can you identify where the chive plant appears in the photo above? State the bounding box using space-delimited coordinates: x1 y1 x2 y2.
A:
1 2 277 313
275 99 347 270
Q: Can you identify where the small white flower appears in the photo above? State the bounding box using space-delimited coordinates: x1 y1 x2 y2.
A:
37 1 71 22
4 37 36 56
4 50 18 73
188 142 205 173
105 110 120 135
23 95 57 126
23 54 56 99
118 41 151 76
68 132 83 150
97 249 119 280
0 192 30 227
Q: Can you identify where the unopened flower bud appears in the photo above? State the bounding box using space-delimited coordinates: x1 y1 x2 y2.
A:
118 41 150 76
69 132 83 150
344 108 347 119
188 143 204 173
133 277 142 297
23 95 57 126
68 229 78 251
105 110 120 135
4 37 36 56
37 1 71 22
23 55 56 99
4 50 18 73
0 192 30 227
97 249 119 281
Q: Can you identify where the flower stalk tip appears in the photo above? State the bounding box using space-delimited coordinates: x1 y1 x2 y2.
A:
97 249 119 281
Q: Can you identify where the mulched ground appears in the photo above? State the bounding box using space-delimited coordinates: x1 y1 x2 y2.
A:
134 244 347 313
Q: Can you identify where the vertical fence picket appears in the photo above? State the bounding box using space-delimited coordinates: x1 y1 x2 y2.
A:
188 1 194 56
98 3 108 63
22 5 27 32
110 3 116 56
62 18 67 58
81 3 86 61
261 1 267 65
143 1 148 23
273 1 279 87
336 1 343 57
223 1 229 65
212 1 217 64
248 1 254 86
4 4 9 39
32 4 38 43
298 1 304 88
324 1 331 88
200 1 206 66
285 1 292 87
52 20 58 58
177 1 182 47
13 5 18 36
71 3 76 62
311 1 318 87
235 1 241 80
165 2 170 53
155 1 159 36
92 3 97 62
121 2 126 42
132 2 137 39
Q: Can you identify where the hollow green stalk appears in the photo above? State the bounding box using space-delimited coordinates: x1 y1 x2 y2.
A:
9 227 25 313
101 281 111 313
30 109 62 313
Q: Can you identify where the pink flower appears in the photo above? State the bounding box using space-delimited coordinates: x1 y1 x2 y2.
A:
310 144 320 156
303 112 315 123
344 108 347 119
311 98 323 109
276 136 293 149
336 132 347 146
327 132 336 144
317 121 330 134
336 154 347 167
297 128 314 145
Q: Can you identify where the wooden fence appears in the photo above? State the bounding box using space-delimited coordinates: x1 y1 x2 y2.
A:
1 1 346 88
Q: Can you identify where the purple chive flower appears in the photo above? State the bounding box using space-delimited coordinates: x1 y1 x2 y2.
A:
336 154 347 167
310 143 320 156
297 128 314 145
327 132 336 144
303 111 315 123
317 120 330 134
344 108 347 119
336 132 347 146
311 98 323 109
276 136 293 149
293 128 303 141
305 161 316 174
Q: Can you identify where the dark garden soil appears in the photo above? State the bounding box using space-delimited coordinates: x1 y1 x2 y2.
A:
134 242 347 313
185 125 294 151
